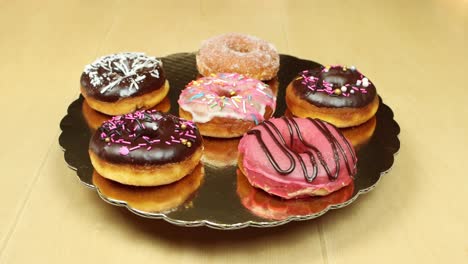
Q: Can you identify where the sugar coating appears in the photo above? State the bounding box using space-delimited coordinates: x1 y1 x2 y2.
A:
196 33 279 81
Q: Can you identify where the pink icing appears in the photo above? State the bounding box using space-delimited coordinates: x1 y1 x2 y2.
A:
238 117 357 199
178 73 276 124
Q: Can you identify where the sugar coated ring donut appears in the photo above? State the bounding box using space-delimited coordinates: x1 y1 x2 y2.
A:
178 73 276 138
89 110 203 186
238 117 357 199
286 65 379 128
196 33 280 81
80 52 169 115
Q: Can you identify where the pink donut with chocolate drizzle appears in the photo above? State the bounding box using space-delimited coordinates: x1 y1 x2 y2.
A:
178 73 276 138
238 117 357 199
89 110 203 186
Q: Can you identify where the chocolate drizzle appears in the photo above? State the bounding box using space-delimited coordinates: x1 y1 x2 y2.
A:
89 110 202 165
246 117 357 182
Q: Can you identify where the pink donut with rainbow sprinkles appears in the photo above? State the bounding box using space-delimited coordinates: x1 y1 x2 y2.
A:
178 73 276 138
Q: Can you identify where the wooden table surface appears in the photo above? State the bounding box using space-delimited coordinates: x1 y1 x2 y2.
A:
1 0 467 263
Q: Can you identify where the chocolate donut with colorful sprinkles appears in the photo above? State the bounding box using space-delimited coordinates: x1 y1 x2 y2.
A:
285 65 379 128
89 110 203 186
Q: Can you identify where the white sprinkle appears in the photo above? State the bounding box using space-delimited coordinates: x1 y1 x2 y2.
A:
356 80 362 86
362 78 369 87
150 71 160 78
129 80 137 90
231 98 239 108
341 86 347 92
350 89 355 94
135 75 146 82
242 100 246 113
350 65 356 71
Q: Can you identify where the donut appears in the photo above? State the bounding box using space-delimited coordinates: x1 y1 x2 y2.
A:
89 110 203 186
80 52 170 115
82 96 171 131
202 137 240 167
238 117 357 199
236 170 354 220
285 65 379 128
92 163 204 213
178 73 276 138
196 33 280 81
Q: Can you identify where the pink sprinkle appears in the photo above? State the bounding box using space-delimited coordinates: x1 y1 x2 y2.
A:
129 146 140 151
100 132 107 138
147 146 152 150
119 146 129 155
172 139 181 143
142 136 149 140
138 143 147 146
122 140 131 145
165 141 172 145
185 133 197 139
151 139 160 143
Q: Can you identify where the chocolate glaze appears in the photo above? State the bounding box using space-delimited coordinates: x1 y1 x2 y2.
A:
246 117 357 182
291 66 376 108
81 53 166 103
89 110 202 165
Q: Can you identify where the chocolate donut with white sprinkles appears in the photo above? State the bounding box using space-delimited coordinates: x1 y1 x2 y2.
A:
80 52 170 115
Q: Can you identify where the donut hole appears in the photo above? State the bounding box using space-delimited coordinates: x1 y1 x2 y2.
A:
289 139 311 154
226 40 254 53
322 74 347 87
216 90 235 98
132 121 160 137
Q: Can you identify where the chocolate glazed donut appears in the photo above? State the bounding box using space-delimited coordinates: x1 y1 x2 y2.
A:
89 110 203 186
286 65 379 128
80 52 170 115
81 53 166 102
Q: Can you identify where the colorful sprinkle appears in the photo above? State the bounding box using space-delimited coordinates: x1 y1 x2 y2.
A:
119 146 129 155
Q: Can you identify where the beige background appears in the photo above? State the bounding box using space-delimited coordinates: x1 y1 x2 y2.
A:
0 0 467 263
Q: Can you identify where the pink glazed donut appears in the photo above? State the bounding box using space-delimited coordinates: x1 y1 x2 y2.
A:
238 117 357 199
178 73 276 138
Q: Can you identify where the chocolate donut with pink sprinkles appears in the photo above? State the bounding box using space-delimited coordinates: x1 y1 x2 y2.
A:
88 110 203 186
